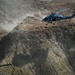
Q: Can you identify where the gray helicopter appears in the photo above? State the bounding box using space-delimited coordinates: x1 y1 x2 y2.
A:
42 9 75 23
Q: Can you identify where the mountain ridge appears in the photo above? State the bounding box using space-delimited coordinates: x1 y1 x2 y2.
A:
0 18 75 75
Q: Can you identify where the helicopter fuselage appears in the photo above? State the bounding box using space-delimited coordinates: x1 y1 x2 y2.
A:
42 12 75 23
42 14 66 23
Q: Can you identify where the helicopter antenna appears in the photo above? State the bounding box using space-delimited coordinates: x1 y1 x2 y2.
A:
56 8 69 14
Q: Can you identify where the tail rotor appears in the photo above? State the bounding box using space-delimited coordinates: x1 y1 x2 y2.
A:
72 9 75 17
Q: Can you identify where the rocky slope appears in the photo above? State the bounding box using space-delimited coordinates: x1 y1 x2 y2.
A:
0 17 75 75
0 29 7 40
0 0 75 75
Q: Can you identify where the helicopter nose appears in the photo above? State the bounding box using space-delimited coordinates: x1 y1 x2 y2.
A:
42 17 47 22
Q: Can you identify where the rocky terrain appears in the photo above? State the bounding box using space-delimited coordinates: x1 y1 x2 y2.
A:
0 0 75 75
0 17 75 75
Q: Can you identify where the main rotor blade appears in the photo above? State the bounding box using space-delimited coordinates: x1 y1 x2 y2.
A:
56 8 69 14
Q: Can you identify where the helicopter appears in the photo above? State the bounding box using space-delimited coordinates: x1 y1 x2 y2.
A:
42 9 75 23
